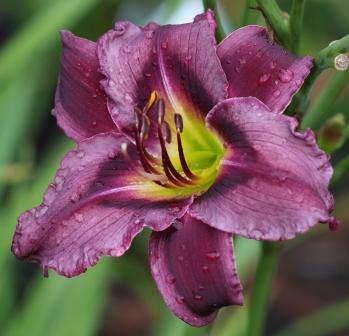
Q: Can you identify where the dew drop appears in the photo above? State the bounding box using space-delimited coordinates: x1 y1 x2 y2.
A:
273 90 281 98
108 151 117 159
134 219 140 225
178 255 184 262
269 61 276 69
258 73 271 86
238 57 246 64
124 93 132 103
234 67 240 73
278 68 293 83
92 94 97 99
114 23 126 36
144 72 152 78
74 213 84 222
165 274 176 284
206 252 220 261
202 265 209 272
185 55 192 61
334 53 349 71
145 30 153 39
76 150 85 158
123 46 131 54
91 120 97 126
295 194 304 202
194 294 203 301
35 206 48 218
175 296 185 304
70 192 80 203
161 42 168 49
252 229 263 239
199 285 205 291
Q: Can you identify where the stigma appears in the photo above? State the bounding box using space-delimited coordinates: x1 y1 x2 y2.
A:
133 92 199 188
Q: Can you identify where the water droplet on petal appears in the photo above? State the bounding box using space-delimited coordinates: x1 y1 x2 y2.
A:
108 151 117 159
124 93 132 103
123 46 131 54
258 73 271 86
175 296 185 304
198 285 205 291
206 252 220 261
91 120 97 126
273 90 281 98
165 274 176 284
239 57 246 64
178 255 184 262
278 68 293 83
252 229 263 239
161 42 168 49
185 55 192 61
194 294 203 301
295 194 304 202
70 192 80 203
114 23 126 36
269 61 276 69
76 151 85 158
145 30 153 39
202 265 209 272
144 72 152 78
74 213 84 222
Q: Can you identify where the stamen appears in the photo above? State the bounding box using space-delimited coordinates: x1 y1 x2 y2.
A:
144 91 157 114
134 107 143 132
135 134 157 174
162 121 172 143
157 100 194 186
140 114 150 140
157 99 165 124
122 141 170 186
174 113 199 180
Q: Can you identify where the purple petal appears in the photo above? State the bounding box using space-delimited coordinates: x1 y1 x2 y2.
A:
149 214 243 327
189 97 335 240
96 11 227 142
12 133 192 277
217 26 313 113
55 31 116 142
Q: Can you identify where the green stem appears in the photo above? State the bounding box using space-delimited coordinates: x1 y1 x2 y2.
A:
255 0 291 49
276 298 349 336
202 0 226 42
343 123 349 142
289 0 306 54
332 155 349 185
301 70 349 130
246 242 281 336
287 33 349 116
242 0 258 26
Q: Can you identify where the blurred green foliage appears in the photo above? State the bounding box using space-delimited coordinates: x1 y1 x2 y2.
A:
0 0 348 335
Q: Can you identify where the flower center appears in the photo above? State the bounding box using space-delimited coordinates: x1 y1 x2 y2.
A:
132 92 224 196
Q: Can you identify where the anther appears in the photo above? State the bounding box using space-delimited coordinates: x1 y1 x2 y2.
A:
174 113 183 133
157 99 166 124
144 91 157 113
174 113 199 181
162 121 172 143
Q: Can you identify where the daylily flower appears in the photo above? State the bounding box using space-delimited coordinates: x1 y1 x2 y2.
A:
12 11 337 326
